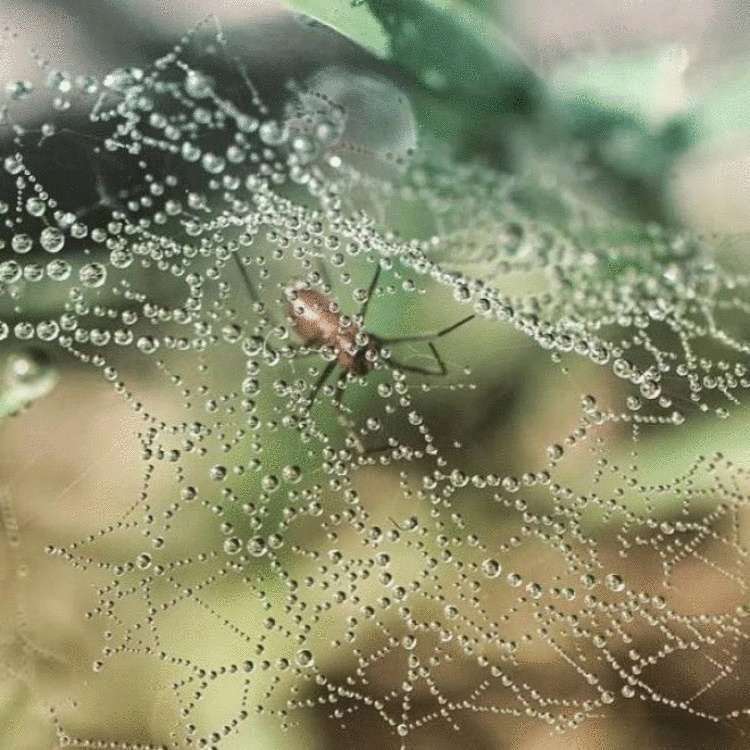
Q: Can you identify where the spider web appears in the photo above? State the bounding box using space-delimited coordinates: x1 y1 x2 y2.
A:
1 13 750 750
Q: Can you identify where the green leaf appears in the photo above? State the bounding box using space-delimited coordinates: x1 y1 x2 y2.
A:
284 0 391 58
281 0 691 219
550 47 690 124
283 0 546 118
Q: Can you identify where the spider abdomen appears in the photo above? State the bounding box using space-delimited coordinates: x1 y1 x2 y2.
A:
288 288 378 375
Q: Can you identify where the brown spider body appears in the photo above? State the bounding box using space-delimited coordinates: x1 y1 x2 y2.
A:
287 287 380 376
273 268 473 408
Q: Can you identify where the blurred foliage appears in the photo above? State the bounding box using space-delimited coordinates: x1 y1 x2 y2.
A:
284 0 698 220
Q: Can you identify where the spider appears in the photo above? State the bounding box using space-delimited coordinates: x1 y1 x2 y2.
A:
234 255 474 409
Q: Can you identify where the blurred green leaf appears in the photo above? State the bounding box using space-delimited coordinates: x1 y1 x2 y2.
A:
283 0 391 57
282 0 697 221
284 0 546 118
550 48 690 124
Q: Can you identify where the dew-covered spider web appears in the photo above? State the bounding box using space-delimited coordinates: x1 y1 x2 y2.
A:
2 13 750 750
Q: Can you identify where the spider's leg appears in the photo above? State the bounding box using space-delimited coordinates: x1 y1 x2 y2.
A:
308 359 337 409
316 256 334 292
278 345 320 371
333 370 349 411
426 342 446 376
362 442 400 458
331 370 364 452
388 516 411 531
281 344 319 357
358 263 382 325
232 252 288 337
232 252 260 303
380 314 475 344
386 343 447 376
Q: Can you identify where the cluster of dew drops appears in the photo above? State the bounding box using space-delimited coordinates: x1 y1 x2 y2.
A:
2 16 750 750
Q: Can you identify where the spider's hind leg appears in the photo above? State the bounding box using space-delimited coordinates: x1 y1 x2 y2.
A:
380 314 475 345
379 313 475 376
386 342 447 376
